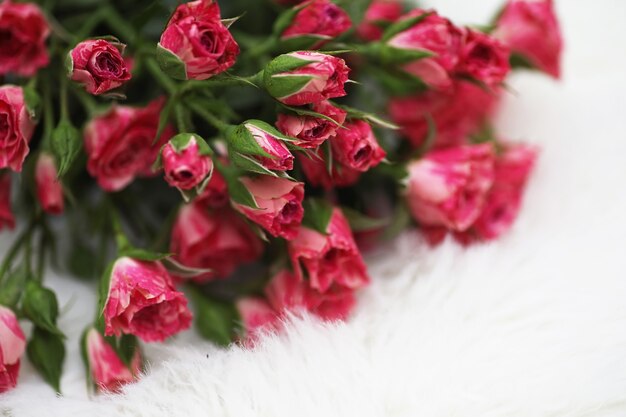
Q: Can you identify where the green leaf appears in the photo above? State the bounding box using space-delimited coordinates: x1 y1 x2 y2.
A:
116 334 139 367
0 265 27 309
190 289 241 347
266 74 313 102
341 207 389 232
225 173 259 209
226 124 271 157
51 119 82 178
337 105 399 130
23 84 41 121
230 152 279 177
273 2 307 35
381 12 432 42
380 46 435 65
156 43 187 80
302 198 334 234
121 248 171 262
27 327 65 393
22 281 64 337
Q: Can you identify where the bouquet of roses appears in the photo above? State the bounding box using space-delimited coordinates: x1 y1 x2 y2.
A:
0 0 561 394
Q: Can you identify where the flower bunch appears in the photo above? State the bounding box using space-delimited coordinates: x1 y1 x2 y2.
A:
0 0 561 395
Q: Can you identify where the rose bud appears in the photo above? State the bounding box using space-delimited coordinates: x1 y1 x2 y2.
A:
0 86 35 172
233 176 305 240
84 98 174 192
406 143 495 232
83 328 141 393
0 172 15 231
389 80 500 148
357 0 403 41
196 167 229 208
457 29 510 88
280 0 352 49
494 0 563 78
0 305 26 393
170 204 263 281
276 100 347 149
233 122 294 171
289 207 370 293
386 10 463 90
103 257 192 342
67 39 132 96
35 152 64 215
157 0 239 80
331 120 386 172
263 51 350 106
161 134 213 191
298 150 361 189
235 297 279 343
0 1 49 77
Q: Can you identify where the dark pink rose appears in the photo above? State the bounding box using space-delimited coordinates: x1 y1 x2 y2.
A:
494 0 563 78
158 0 239 80
84 98 174 192
276 100 347 149
35 152 64 215
289 208 369 293
68 39 131 95
0 305 26 393
298 149 362 189
196 167 229 208
84 328 141 393
235 297 279 344
243 123 294 171
103 257 192 343
161 135 213 190
0 86 35 172
357 0 403 41
331 120 386 172
389 80 500 148
457 29 510 87
265 51 350 106
170 204 263 281
406 143 495 232
0 1 49 77
0 172 14 231
281 0 352 48
233 176 304 240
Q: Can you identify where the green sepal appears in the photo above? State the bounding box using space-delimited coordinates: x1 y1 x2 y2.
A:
226 124 271 157
156 43 187 80
221 14 243 29
0 265 27 309
381 11 433 42
120 248 171 262
64 52 74 77
22 281 64 338
170 133 213 155
341 207 389 232
189 288 241 347
27 327 65 393
278 34 332 52
337 104 399 130
380 45 435 65
279 104 343 127
161 257 213 279
266 74 312 102
302 198 334 234
51 119 82 178
97 260 115 318
230 152 279 177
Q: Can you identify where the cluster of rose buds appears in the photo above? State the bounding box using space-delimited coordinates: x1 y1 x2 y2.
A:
0 0 561 396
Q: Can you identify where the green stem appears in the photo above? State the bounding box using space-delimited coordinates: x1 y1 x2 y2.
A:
103 5 136 43
59 76 69 122
36 229 47 283
248 36 278 59
175 104 188 133
188 101 230 132
75 8 106 40
107 202 132 253
0 219 37 283
70 87 98 117
145 58 178 95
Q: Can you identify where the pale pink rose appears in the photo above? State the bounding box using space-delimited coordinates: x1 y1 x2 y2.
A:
0 306 26 393
85 328 141 393
103 257 192 342
494 0 563 78
35 152 64 215
357 0 403 41
0 172 14 231
331 120 386 172
457 29 510 87
281 0 352 48
298 149 362 189
161 136 213 190
233 176 305 240
0 85 35 172
289 208 369 293
275 100 347 149
68 39 132 95
244 123 294 171
235 297 279 343
406 143 495 232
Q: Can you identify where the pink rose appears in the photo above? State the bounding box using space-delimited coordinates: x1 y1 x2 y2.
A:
170 204 263 281
243 123 294 171
494 0 563 78
0 305 26 393
103 257 192 342
161 135 213 190
84 98 174 192
68 39 132 95
158 0 239 80
457 29 510 87
235 297 279 344
298 149 362 189
331 120 386 172
281 0 352 48
0 1 49 77
0 172 14 231
406 143 495 232
84 328 141 392
357 0 403 41
233 176 305 240
276 100 347 149
196 166 229 208
264 51 350 106
389 80 500 148
0 86 35 172
289 208 370 293
35 152 64 215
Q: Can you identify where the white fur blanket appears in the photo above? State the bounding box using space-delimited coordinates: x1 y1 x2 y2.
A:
3 0 626 416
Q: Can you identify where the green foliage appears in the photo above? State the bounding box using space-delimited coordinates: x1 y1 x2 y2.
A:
27 327 66 393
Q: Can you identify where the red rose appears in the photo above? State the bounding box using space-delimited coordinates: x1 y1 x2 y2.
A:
289 208 369 293
406 143 495 232
0 172 14 231
0 1 49 77
84 98 174 192
298 149 362 189
158 0 239 80
35 152 64 215
457 29 510 87
276 100 347 149
103 257 192 343
233 176 305 240
331 120 386 172
161 135 213 190
196 167 229 208
0 305 26 393
170 204 263 281
242 122 294 171
281 0 352 48
0 86 35 172
494 0 563 78
357 0 403 41
68 39 132 95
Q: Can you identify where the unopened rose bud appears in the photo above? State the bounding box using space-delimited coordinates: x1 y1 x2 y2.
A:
161 134 213 191
35 152 64 215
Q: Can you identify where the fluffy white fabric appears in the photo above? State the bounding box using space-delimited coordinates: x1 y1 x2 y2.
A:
2 0 626 416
